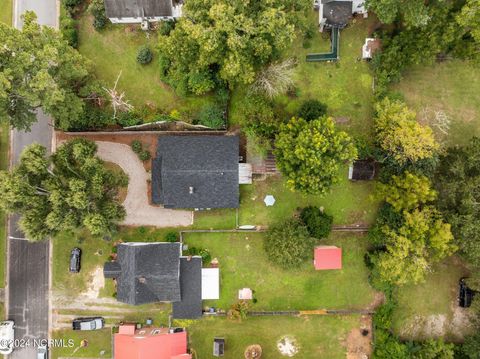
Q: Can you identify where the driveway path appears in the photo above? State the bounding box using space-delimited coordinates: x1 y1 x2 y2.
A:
95 141 193 227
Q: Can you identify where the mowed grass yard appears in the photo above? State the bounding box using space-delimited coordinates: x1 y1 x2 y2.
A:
184 232 376 310
395 60 480 147
392 256 474 341
230 12 377 139
188 315 359 359
51 329 112 359
239 168 378 227
77 15 214 118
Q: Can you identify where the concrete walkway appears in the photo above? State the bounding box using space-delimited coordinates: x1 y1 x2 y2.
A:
95 141 193 227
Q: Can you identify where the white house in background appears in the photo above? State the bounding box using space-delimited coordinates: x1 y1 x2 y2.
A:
104 0 183 24
314 0 367 32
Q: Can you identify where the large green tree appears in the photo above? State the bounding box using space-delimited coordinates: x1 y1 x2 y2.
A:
374 98 438 165
435 137 480 264
372 207 456 286
366 0 430 27
274 116 357 195
263 218 315 269
158 0 309 94
0 12 99 130
0 139 127 240
457 0 480 44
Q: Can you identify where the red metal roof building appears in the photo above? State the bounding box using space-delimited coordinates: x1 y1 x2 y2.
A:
114 325 192 359
314 246 342 270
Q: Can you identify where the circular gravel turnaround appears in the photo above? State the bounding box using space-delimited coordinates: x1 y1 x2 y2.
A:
95 141 193 227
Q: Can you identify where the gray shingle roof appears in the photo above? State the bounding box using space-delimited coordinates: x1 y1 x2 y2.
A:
152 136 240 209
172 257 203 319
106 242 182 305
104 0 173 19
323 1 352 27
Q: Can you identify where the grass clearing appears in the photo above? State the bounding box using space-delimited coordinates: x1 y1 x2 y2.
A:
0 0 12 26
184 232 376 310
51 328 112 359
0 123 9 287
188 315 359 359
239 167 378 227
392 256 474 341
230 12 376 139
77 15 214 119
394 60 480 146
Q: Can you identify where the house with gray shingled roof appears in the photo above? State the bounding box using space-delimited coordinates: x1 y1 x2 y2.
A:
104 0 183 24
103 242 202 319
152 135 241 209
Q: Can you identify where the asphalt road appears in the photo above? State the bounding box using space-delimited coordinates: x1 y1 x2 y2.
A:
7 1 57 358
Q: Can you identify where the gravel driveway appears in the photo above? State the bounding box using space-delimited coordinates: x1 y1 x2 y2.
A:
96 141 193 227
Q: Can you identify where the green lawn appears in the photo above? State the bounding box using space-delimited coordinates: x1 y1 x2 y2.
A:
51 329 112 359
0 123 9 287
0 0 12 25
230 12 376 139
394 60 480 146
77 15 214 120
392 256 473 341
184 232 376 311
188 315 359 359
239 167 378 227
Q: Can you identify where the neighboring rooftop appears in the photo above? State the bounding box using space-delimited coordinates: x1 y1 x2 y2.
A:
114 325 192 359
323 0 353 28
105 242 182 305
172 257 203 319
348 160 376 181
104 0 182 20
152 135 240 209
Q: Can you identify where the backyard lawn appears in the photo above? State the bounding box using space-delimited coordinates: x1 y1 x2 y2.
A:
230 12 377 139
395 60 480 147
188 315 360 359
239 168 378 227
392 256 474 341
184 232 376 310
51 328 112 359
77 15 214 119
0 0 12 25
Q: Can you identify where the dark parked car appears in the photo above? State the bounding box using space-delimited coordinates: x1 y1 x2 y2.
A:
72 317 104 331
69 248 81 273
459 278 476 308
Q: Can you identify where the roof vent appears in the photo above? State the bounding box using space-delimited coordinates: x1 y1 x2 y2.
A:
189 186 194 194
139 276 146 284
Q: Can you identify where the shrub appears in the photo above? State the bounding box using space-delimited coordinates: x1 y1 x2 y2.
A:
185 247 212 265
137 46 153 65
298 99 328 121
139 150 151 161
117 111 142 127
88 0 108 31
263 219 316 269
299 206 333 239
131 140 142 154
158 20 175 36
197 104 225 129
227 300 250 321
165 232 178 243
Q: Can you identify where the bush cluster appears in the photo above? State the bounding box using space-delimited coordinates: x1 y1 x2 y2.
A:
197 104 225 129
130 140 151 162
88 0 108 31
184 247 212 265
298 99 327 121
136 46 153 65
299 206 333 239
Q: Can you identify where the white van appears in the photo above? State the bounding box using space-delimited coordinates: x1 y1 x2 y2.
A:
0 321 14 355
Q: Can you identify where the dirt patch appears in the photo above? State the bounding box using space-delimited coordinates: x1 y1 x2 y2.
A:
346 315 372 359
366 292 385 311
399 300 476 340
82 266 105 300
